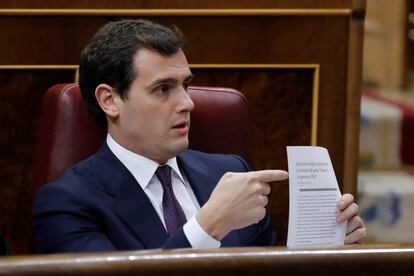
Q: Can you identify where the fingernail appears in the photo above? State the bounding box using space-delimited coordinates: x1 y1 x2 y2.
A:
337 214 345 223
339 200 345 209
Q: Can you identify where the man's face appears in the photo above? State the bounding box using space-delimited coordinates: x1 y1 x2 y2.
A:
113 49 194 163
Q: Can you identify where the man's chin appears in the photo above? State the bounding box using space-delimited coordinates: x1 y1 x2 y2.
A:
166 139 189 158
175 140 190 154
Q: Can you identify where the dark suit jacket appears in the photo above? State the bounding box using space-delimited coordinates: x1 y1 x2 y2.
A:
34 143 276 253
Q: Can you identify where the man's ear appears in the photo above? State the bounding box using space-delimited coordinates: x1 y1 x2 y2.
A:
95 84 121 119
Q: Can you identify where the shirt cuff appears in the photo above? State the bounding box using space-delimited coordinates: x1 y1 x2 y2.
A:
183 216 221 249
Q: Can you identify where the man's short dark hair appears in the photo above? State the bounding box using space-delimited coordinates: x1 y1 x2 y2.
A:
79 19 185 127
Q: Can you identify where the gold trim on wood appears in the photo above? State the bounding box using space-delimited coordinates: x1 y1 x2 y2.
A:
0 65 78 70
0 65 79 85
190 64 319 69
311 65 320 146
0 8 352 17
74 68 80 83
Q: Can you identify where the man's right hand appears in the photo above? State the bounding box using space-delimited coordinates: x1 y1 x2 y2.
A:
196 170 289 241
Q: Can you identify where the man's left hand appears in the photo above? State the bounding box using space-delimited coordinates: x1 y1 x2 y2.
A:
336 193 367 244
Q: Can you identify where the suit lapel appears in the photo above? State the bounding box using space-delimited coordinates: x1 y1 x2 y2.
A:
113 176 169 249
95 144 168 249
178 151 216 207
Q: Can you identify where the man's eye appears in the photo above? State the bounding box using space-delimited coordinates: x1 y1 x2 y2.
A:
158 86 170 94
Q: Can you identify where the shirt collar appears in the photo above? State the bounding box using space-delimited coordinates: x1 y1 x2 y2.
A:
106 134 186 189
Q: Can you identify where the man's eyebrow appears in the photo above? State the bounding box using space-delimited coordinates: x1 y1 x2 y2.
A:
148 74 194 88
148 77 177 88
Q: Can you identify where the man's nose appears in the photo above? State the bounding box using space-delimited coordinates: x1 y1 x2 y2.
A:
178 88 195 112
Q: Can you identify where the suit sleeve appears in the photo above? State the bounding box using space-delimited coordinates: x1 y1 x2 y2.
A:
161 229 191 249
34 184 117 253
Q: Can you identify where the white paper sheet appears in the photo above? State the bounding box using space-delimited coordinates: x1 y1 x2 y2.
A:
286 146 347 247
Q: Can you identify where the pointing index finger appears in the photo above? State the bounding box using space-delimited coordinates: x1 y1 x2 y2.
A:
248 170 289 183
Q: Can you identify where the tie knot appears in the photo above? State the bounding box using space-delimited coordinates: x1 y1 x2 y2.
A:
155 165 172 188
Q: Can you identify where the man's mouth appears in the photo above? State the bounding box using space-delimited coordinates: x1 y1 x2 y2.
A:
172 121 189 129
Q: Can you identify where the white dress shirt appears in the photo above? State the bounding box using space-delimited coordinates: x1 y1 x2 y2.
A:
106 134 220 249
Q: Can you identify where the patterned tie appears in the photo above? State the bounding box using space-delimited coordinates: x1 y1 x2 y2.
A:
155 165 187 234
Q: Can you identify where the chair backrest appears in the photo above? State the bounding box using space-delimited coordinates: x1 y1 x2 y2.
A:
30 83 252 202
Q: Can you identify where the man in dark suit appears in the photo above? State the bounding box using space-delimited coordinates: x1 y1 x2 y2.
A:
34 19 366 253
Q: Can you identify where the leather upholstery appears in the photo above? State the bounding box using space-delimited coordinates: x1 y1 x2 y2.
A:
30 83 251 203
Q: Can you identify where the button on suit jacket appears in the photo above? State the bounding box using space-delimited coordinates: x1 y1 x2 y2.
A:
34 143 276 253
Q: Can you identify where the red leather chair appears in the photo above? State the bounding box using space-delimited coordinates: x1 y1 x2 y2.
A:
30 83 252 207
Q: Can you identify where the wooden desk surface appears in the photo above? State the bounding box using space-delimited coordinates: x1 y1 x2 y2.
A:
0 244 411 275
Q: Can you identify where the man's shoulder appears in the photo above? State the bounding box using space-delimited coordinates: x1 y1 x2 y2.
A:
37 145 117 196
37 153 99 196
181 148 243 160
33 147 119 214
64 155 98 182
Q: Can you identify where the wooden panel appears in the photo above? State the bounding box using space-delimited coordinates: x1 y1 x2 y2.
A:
0 70 76 254
0 16 348 64
191 68 314 170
